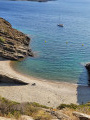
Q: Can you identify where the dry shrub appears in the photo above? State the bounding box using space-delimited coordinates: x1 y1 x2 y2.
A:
0 96 52 120
33 110 52 120
61 108 78 120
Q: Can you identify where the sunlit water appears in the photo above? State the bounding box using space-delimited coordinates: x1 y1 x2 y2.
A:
0 0 90 85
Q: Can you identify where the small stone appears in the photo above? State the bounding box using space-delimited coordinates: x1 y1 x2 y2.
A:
31 83 36 86
48 101 50 103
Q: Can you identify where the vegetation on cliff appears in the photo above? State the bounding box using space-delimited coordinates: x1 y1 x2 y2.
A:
0 96 90 120
57 103 90 114
0 96 52 120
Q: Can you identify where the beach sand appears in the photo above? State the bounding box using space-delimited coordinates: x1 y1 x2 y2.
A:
0 59 90 107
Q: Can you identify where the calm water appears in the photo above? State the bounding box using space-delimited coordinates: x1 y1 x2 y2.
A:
0 0 90 85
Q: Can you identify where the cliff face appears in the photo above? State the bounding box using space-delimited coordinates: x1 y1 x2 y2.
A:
0 18 33 60
85 63 90 83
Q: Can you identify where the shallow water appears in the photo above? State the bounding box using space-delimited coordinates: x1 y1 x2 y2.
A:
0 0 90 85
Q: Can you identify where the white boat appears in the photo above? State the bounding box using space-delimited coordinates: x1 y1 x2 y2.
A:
57 24 64 27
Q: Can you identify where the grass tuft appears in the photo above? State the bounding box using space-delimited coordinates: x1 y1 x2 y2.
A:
0 36 5 43
57 103 78 110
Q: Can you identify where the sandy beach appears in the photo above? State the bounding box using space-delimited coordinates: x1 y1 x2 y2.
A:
0 59 90 107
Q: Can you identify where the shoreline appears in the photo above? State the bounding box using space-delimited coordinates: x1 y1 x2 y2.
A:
10 61 78 86
10 61 90 87
0 59 90 107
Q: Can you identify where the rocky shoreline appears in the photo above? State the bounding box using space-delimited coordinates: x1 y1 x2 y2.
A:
85 63 90 84
0 73 28 85
0 18 33 60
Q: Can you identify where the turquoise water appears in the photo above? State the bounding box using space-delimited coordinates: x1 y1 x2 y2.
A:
0 0 90 85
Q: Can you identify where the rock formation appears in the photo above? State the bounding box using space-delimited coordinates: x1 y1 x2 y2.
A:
85 63 90 73
47 109 71 120
73 111 90 120
0 18 33 60
51 111 71 120
85 63 90 84
0 74 28 85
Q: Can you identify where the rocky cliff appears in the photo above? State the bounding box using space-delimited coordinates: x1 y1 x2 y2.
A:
0 18 33 60
85 63 90 84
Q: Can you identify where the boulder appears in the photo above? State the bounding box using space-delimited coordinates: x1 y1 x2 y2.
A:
51 110 71 120
73 111 90 120
85 63 90 83
0 74 28 85
85 63 90 74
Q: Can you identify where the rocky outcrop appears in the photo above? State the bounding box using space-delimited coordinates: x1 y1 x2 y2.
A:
0 18 33 60
73 112 90 120
85 63 90 83
46 109 71 120
51 111 71 120
85 63 90 72
0 74 28 85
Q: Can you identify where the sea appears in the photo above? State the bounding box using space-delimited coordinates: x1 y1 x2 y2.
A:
0 0 90 85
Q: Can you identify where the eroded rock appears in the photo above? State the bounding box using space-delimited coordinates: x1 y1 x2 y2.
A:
85 63 90 73
0 74 28 85
0 18 33 60
73 111 90 120
85 63 90 84
51 110 71 120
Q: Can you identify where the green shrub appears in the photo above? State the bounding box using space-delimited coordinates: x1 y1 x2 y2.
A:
57 103 90 115
57 103 78 110
0 37 5 43
1 97 19 105
31 102 49 109
0 96 52 119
